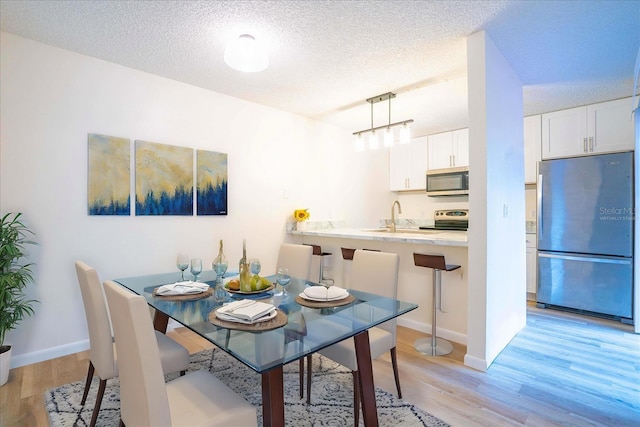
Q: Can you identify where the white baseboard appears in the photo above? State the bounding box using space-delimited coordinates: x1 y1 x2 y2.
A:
463 353 489 372
10 339 89 369
397 318 467 345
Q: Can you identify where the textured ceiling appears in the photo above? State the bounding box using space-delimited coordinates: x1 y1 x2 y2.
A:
1 0 638 136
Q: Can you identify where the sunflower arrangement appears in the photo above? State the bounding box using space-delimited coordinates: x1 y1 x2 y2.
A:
293 209 310 222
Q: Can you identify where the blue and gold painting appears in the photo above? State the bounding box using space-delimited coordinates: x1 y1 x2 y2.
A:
88 133 130 215
135 141 193 215
197 150 228 215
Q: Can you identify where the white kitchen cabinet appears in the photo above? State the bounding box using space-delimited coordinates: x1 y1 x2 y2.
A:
524 115 541 184
389 136 427 191
427 128 469 170
541 97 634 159
526 233 537 299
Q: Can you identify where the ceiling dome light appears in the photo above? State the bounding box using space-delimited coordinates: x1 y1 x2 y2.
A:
224 34 269 73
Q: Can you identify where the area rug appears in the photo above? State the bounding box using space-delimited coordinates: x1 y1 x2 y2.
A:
45 349 449 426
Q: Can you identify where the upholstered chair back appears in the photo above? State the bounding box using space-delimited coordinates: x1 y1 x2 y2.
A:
277 243 313 281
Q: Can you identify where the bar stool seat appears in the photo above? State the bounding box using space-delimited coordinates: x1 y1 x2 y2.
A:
306 244 334 285
413 253 460 356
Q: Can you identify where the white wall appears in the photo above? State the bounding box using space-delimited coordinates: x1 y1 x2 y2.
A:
0 32 391 367
465 31 527 371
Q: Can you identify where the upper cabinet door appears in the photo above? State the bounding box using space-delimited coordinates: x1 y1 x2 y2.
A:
588 98 635 154
407 136 427 190
524 115 542 183
427 131 454 170
389 136 427 191
452 128 469 167
541 106 587 159
541 97 633 160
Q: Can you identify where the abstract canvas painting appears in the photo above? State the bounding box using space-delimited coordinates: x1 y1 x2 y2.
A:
87 133 130 215
135 141 193 215
197 150 228 215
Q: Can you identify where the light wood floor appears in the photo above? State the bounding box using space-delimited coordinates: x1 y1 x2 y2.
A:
1 304 639 427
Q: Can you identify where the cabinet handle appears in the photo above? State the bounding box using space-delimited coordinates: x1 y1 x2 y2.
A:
452 154 456 166
589 137 594 152
406 178 409 188
583 137 587 152
449 155 452 167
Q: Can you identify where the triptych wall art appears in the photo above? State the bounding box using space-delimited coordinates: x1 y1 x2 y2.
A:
87 133 228 216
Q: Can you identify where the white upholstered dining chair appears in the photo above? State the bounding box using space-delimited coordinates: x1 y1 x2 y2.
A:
75 261 190 427
103 280 257 427
305 250 402 426
276 243 313 397
277 243 313 281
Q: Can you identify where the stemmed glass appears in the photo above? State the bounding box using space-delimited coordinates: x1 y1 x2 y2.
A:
276 267 291 296
190 258 202 282
212 259 229 302
177 253 189 280
250 259 261 277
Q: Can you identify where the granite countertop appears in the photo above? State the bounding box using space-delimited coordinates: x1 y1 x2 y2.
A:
290 227 468 247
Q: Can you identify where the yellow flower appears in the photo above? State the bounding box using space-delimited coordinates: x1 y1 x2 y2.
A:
293 209 310 222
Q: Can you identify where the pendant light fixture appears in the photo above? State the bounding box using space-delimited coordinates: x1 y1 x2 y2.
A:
224 34 269 73
353 92 413 151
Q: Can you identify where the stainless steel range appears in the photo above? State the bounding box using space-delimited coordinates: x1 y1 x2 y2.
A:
421 209 468 231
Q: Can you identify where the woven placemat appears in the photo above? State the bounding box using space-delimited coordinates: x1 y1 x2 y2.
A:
152 288 213 301
295 294 355 308
208 308 288 331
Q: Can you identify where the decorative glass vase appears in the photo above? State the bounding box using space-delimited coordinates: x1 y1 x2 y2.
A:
296 221 308 231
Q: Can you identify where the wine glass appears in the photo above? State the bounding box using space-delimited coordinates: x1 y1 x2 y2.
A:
250 259 261 277
190 258 202 282
177 253 189 280
276 267 291 295
213 259 228 279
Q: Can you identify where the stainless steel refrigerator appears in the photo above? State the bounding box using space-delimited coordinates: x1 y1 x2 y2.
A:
537 151 634 323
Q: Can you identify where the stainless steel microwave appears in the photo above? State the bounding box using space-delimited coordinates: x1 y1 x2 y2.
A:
426 166 469 196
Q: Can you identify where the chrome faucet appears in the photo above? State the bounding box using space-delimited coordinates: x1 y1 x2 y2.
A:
390 200 402 232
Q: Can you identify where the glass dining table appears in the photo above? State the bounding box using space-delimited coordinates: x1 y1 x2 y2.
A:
114 270 417 427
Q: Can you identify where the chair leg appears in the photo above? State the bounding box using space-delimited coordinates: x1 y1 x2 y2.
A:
306 354 313 404
89 378 107 427
298 358 304 399
352 370 360 427
81 361 95 405
390 347 402 399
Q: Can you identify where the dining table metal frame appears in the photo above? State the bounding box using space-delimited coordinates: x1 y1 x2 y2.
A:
114 270 417 427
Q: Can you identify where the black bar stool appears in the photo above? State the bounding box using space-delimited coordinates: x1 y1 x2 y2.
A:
413 253 460 356
305 244 334 285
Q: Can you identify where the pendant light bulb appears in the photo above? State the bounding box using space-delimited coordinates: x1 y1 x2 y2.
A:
400 123 411 144
384 127 394 147
368 131 379 150
354 133 365 152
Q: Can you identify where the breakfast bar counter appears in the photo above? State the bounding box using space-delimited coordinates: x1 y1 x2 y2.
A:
288 226 469 346
290 227 467 247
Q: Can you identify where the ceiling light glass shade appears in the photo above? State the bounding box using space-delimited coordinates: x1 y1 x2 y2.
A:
399 123 411 144
384 127 394 147
224 34 269 72
368 131 379 150
354 134 365 152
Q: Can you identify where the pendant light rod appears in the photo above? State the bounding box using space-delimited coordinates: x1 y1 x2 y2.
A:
353 119 414 136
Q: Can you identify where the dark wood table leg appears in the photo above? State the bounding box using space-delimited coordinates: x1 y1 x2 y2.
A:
262 366 285 427
354 330 379 427
153 310 170 333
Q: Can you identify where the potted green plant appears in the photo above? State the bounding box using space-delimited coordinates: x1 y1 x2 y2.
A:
0 212 37 386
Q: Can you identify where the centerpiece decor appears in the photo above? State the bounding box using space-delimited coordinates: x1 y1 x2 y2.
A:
0 212 38 386
293 209 310 231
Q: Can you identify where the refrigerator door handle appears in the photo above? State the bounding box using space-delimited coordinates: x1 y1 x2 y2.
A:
537 174 543 236
538 252 632 265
